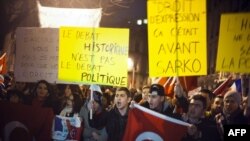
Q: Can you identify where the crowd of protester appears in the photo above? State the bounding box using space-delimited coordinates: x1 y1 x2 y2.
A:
0 72 250 141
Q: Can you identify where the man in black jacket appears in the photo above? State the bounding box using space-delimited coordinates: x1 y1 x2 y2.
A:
105 87 131 141
182 94 222 141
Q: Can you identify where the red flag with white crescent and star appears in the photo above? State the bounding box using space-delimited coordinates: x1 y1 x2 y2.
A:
122 104 190 141
0 101 54 141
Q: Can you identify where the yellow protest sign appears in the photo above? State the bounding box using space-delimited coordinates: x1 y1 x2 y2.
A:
216 13 250 73
58 27 129 87
147 0 207 77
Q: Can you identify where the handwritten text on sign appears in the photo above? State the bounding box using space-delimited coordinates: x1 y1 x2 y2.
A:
58 27 129 87
15 28 58 83
147 0 207 77
216 13 250 73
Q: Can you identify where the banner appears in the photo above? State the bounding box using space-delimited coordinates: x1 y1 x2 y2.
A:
38 2 102 28
153 76 198 97
58 27 129 87
122 104 190 141
0 101 54 141
52 115 82 141
147 0 207 76
216 13 250 73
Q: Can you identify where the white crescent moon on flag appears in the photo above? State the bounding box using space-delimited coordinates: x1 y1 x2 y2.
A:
4 121 30 141
136 131 164 141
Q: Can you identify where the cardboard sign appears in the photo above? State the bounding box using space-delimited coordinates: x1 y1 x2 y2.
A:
15 27 59 83
216 13 250 73
147 0 207 77
58 27 129 87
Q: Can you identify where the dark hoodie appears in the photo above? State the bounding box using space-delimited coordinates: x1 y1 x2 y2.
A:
106 106 129 141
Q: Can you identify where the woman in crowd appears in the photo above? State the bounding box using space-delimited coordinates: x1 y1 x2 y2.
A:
58 84 83 117
23 80 59 114
79 90 108 141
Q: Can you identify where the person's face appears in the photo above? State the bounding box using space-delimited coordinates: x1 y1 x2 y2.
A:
142 88 150 101
36 83 48 99
92 100 101 113
15 82 26 91
101 96 108 108
224 96 239 114
211 97 223 114
114 90 131 110
64 85 72 97
148 95 164 110
188 99 205 119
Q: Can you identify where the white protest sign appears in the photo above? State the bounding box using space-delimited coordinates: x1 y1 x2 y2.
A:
15 28 58 83
15 4 101 83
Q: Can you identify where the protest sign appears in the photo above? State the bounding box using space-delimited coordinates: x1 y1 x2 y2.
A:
58 27 129 87
216 13 250 73
148 0 207 76
15 27 59 83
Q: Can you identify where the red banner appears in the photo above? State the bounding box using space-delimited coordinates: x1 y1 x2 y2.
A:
154 76 198 98
123 104 190 141
0 101 54 141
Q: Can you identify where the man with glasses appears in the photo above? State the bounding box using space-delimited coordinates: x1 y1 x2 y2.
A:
182 94 222 141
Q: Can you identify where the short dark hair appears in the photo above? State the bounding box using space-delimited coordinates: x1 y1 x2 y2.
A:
215 95 223 99
116 87 131 97
190 94 207 109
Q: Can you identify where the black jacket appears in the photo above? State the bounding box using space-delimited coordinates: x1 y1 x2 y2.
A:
182 118 222 141
105 106 129 141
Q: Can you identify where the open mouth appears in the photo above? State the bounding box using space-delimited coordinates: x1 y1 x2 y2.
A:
116 101 121 106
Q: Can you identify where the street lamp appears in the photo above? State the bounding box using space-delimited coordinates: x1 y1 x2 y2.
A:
127 57 134 71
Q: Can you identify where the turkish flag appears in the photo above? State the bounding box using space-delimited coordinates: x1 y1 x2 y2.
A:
153 77 168 86
155 76 198 98
179 76 198 92
0 101 54 141
164 77 176 97
122 104 190 141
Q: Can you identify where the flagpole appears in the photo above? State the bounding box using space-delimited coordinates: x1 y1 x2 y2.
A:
90 88 93 120
241 74 249 97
